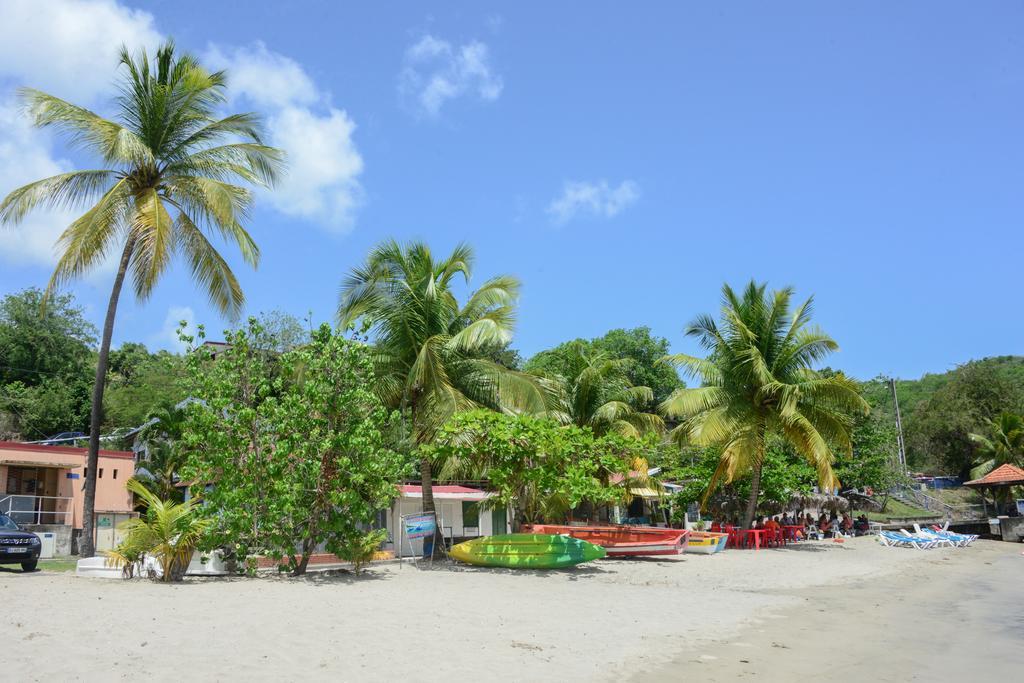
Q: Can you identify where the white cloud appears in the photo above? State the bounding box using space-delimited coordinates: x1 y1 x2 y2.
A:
0 0 161 102
205 42 318 109
546 180 641 226
152 305 195 352
265 107 364 231
0 2 365 239
399 35 503 117
0 0 162 267
0 101 76 267
204 43 365 232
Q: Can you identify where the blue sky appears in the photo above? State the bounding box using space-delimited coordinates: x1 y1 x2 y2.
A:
0 1 1021 380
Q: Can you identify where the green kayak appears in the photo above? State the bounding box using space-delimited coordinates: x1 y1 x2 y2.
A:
450 533 606 569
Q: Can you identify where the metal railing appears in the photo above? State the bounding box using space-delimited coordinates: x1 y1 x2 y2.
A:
890 487 983 521
0 495 73 526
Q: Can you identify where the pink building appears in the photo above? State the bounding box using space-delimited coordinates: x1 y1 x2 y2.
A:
0 441 136 554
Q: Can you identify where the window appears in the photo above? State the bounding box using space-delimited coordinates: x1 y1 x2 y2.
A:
113 469 118 480
462 501 480 529
98 469 103 479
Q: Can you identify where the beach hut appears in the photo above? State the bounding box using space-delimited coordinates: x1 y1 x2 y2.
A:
388 484 512 557
964 464 1024 541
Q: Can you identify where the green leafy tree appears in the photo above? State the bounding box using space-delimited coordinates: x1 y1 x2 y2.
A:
526 327 683 408
479 342 524 370
337 240 548 543
666 441 818 522
906 362 1024 476
104 348 187 430
250 309 311 353
107 342 151 384
431 410 646 527
0 288 96 438
660 281 867 529
179 322 410 575
532 343 664 437
834 400 903 493
968 413 1024 480
0 42 283 557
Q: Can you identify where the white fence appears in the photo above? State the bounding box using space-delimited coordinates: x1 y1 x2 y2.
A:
0 494 74 525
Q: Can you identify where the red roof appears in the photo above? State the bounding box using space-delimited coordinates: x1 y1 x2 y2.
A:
0 441 134 459
964 463 1024 487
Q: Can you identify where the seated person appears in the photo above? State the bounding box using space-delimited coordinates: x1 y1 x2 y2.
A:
818 517 831 536
841 515 854 534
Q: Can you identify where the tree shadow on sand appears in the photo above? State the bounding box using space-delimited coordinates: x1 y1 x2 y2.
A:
413 560 611 581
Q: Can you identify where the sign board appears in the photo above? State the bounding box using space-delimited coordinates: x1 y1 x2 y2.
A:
403 512 436 540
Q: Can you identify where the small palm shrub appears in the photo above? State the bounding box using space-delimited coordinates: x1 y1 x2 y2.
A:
105 479 209 582
336 529 387 575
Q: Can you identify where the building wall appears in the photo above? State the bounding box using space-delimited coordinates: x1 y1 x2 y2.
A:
388 497 510 557
0 442 135 529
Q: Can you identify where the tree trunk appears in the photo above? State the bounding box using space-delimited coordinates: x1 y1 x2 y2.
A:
294 536 315 576
79 237 135 558
420 457 444 559
742 461 763 530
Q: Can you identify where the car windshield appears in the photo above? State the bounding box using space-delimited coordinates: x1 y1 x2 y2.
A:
0 515 20 531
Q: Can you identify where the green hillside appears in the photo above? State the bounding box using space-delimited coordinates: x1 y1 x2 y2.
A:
861 356 1024 475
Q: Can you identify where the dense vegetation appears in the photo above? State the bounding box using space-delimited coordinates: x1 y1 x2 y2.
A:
860 357 1024 477
3 281 1020 494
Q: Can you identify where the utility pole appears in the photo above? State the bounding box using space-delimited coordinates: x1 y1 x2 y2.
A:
889 377 908 475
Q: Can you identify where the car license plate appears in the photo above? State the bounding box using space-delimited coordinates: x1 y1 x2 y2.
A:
2 547 26 554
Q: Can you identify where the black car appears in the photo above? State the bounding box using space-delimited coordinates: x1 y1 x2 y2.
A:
0 514 41 572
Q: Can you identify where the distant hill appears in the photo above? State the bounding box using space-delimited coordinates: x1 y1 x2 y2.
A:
859 356 1024 474
882 355 1024 415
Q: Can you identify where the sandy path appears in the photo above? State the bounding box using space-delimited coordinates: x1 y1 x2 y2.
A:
2 538 1019 682
637 540 1024 681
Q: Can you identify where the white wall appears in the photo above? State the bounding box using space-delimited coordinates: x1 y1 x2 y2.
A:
387 497 510 557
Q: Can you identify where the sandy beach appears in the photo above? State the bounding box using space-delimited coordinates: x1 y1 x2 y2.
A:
3 538 1020 682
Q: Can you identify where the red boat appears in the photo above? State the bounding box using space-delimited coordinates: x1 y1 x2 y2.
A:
523 525 689 557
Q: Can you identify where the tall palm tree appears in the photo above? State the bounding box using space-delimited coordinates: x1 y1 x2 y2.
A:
338 240 548 542
533 342 664 437
0 42 283 557
660 281 868 529
969 412 1024 480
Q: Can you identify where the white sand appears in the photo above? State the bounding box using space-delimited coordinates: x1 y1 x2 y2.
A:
2 538 1020 682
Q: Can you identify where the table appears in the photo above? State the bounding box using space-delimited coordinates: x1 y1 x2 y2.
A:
742 528 766 550
783 525 803 541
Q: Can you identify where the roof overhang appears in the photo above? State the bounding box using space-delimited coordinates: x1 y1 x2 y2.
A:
400 491 492 501
0 458 81 469
628 487 663 499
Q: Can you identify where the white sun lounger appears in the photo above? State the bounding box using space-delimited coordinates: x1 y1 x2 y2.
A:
878 531 936 549
916 524 976 547
900 528 954 548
